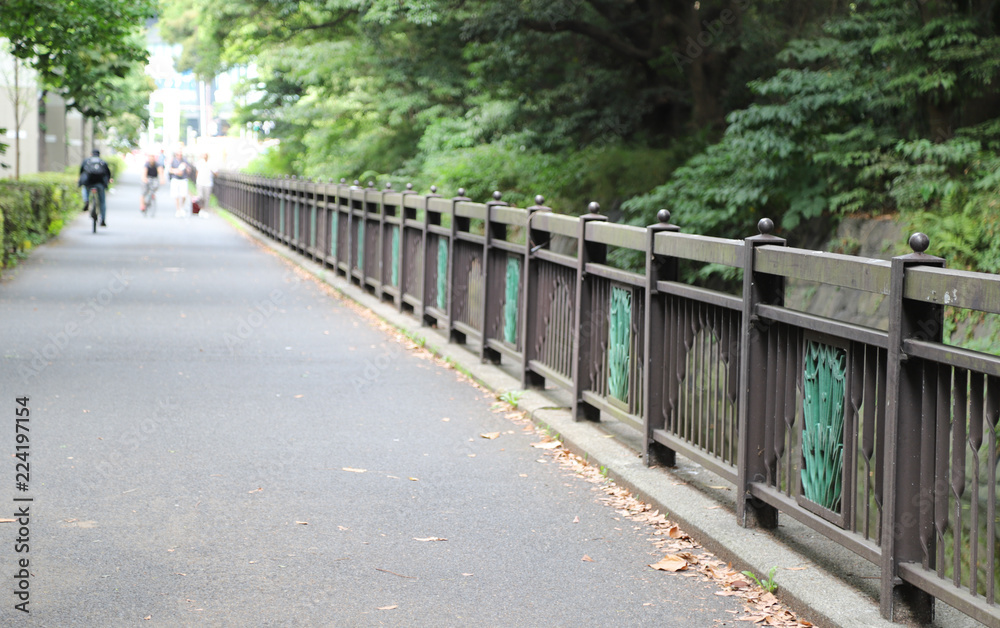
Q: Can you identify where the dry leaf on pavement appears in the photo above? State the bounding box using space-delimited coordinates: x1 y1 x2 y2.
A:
531 441 560 449
480 432 500 439
649 554 688 572
342 467 366 473
413 537 446 542
377 605 398 610
581 555 594 562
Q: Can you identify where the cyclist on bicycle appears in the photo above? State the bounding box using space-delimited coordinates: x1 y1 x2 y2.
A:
140 152 164 214
79 149 112 227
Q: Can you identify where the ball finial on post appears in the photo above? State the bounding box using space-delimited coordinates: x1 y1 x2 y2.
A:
535 195 545 206
758 217 774 235
457 188 466 197
657 209 671 224
430 185 438 194
909 232 930 254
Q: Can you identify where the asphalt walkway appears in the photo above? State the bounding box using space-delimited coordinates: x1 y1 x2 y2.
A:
0 169 747 626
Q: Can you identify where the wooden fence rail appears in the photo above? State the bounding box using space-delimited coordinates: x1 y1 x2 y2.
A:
215 173 1000 626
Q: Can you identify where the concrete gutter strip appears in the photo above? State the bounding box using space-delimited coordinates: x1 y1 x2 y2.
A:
218 208 981 628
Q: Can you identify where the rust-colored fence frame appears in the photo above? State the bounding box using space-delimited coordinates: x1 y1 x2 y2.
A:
215 173 1000 625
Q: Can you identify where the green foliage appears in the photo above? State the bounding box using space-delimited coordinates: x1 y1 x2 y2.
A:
742 566 779 593
625 0 1000 275
498 389 524 407
0 173 78 265
0 0 155 127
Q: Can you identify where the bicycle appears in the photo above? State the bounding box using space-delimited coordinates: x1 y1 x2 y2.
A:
142 179 159 218
87 185 99 233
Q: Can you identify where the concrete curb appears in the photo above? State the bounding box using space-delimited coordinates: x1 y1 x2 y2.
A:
215 207 978 628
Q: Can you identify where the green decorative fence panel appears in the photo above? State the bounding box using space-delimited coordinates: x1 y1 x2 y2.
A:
503 257 520 344
437 239 448 310
608 286 632 402
357 220 364 269
331 212 338 257
801 340 847 512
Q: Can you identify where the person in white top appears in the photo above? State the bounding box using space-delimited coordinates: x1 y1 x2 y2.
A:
195 153 215 209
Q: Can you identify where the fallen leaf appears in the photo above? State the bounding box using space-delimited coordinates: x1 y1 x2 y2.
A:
649 554 688 572
174 573 186 576
295 521 308 525
462 573 473 576
408 477 419 481
666 525 684 539
338 526 349 531
144 616 151 621
785 566 809 571
342 467 366 473
729 579 751 589
677 551 700 565
572 516 579 523
248 487 262 493
480 432 500 439
581 555 594 562
531 441 560 449
413 537 446 542
377 605 398 610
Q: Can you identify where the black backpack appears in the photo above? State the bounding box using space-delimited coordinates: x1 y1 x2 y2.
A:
83 157 105 177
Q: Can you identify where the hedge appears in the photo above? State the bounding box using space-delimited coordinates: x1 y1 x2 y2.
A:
0 173 79 268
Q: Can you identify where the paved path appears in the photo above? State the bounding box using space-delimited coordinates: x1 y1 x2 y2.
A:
0 169 745 626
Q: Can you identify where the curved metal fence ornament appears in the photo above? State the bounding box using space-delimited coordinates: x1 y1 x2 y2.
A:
504 257 520 345
608 286 632 402
437 239 448 310
801 340 847 512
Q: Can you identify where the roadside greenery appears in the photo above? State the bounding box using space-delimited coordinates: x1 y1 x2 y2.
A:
0 173 79 268
163 0 1000 275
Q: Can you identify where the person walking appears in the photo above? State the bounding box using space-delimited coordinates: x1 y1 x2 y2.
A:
140 153 164 216
168 147 192 217
195 152 215 212
79 149 113 227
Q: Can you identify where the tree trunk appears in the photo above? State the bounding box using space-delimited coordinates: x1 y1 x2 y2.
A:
37 90 46 172
13 59 20 180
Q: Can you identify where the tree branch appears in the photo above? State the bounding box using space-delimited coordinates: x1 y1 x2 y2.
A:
520 18 655 62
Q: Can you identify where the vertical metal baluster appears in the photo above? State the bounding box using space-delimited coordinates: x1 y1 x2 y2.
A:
936 365 951 578
763 324 778 486
774 325 788 493
784 328 798 498
849 342 865 533
863 345 877 540
986 375 999 605
664 296 675 433
968 371 984 598
918 360 937 569
952 368 968 587
875 347 887 540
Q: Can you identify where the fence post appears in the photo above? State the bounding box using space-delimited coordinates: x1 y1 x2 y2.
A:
447 188 471 344
378 182 393 302
482 191 509 365
736 217 784 529
879 232 944 623
520 195 552 390
420 186 443 325
572 202 608 422
644 209 681 466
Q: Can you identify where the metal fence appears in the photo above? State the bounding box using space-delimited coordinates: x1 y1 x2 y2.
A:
215 173 1000 626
